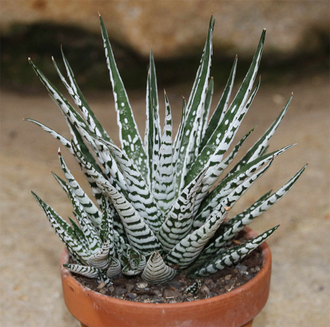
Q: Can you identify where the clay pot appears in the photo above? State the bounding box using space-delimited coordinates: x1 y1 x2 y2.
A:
60 227 272 327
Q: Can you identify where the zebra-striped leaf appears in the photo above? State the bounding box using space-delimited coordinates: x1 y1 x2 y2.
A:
97 140 163 232
165 205 229 269
58 151 102 226
145 50 161 189
106 257 122 278
55 49 112 142
153 92 174 211
141 252 177 284
230 96 292 175
200 56 238 150
157 169 207 252
198 144 294 222
187 225 278 278
177 17 215 190
24 118 73 153
205 164 307 253
32 191 89 262
99 15 147 176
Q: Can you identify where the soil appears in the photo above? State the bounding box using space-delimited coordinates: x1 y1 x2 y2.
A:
72 232 263 304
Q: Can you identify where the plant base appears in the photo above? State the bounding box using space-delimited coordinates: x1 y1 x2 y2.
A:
61 228 271 327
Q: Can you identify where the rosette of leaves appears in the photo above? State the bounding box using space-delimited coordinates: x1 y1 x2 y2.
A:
27 15 306 286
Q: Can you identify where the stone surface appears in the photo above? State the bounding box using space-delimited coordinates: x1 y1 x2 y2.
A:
0 67 329 326
1 1 328 59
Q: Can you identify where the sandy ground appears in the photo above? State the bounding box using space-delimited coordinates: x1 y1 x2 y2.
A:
0 71 329 326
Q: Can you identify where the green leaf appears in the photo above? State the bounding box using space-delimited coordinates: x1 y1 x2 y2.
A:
157 169 207 252
24 118 73 153
197 77 214 153
141 252 177 284
193 158 273 229
177 17 215 190
32 191 89 262
230 96 292 174
200 56 237 149
187 225 278 278
97 140 163 232
184 77 261 187
145 49 161 189
207 164 307 250
198 144 294 222
191 128 254 219
153 91 175 211
99 15 147 176
55 49 113 142
165 205 228 269
58 151 102 226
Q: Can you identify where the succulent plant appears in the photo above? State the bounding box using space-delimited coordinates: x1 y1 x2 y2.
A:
27 15 306 286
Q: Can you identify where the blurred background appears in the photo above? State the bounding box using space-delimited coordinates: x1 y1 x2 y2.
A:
1 1 329 326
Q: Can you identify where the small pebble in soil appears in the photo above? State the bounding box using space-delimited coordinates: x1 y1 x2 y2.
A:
136 282 148 290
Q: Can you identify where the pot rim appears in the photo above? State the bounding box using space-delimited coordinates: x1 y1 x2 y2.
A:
60 226 271 308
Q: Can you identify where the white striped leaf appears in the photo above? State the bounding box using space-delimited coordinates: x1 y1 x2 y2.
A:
145 50 161 190
32 192 89 262
193 158 273 229
121 248 146 276
184 76 261 188
98 140 163 232
113 229 130 254
153 92 175 211
200 56 238 149
54 49 113 142
99 196 116 257
99 15 147 177
55 153 102 254
98 178 163 256
63 263 112 285
86 240 111 269
230 96 292 175
205 164 307 253
187 225 278 278
172 97 186 194
58 151 102 226
68 217 87 248
177 17 215 190
72 142 163 256
141 252 177 284
157 169 207 252
197 77 214 155
24 119 73 153
198 144 294 222
164 205 229 269
184 29 266 187
191 128 254 219
63 263 100 278
106 257 122 278
52 173 91 253
28 59 97 149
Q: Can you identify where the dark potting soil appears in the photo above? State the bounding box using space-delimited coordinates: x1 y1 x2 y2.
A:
72 233 263 304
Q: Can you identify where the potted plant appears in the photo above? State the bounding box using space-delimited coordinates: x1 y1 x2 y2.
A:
27 15 306 327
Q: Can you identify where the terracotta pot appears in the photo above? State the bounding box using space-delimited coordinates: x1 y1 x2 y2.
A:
60 227 272 327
